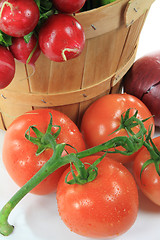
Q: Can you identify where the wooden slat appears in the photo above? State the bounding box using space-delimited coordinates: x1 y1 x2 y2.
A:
124 0 155 27
0 112 6 130
112 11 148 86
78 21 130 121
75 0 129 39
46 42 88 123
111 42 138 87
0 60 32 128
47 42 87 93
0 0 154 129
0 103 32 129
26 53 51 93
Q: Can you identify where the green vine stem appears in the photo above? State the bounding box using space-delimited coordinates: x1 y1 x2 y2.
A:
0 109 149 236
139 125 160 177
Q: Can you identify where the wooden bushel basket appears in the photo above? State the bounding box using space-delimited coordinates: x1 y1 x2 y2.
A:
0 0 155 130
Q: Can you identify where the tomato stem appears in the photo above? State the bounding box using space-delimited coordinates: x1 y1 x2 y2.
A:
0 136 67 236
141 129 160 177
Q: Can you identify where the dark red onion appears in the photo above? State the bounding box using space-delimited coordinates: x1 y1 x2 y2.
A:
123 52 160 127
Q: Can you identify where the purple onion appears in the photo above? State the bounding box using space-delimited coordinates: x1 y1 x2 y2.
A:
123 52 160 126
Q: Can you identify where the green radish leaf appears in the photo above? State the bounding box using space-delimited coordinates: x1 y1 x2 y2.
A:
34 0 40 9
24 32 34 44
101 0 117 5
0 30 12 47
81 0 117 12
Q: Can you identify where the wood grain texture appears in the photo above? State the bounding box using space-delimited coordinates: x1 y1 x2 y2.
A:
124 0 155 27
0 60 32 129
0 0 154 129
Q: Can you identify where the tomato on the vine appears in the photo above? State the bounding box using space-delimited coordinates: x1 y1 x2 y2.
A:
81 93 155 164
2 109 86 195
57 155 139 238
133 136 160 206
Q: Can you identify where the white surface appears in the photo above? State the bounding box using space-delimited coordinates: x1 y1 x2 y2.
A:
0 1 160 240
136 0 160 59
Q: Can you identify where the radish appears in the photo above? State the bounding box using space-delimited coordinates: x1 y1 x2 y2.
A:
0 46 15 89
0 0 39 37
52 0 86 13
9 35 41 65
39 14 85 62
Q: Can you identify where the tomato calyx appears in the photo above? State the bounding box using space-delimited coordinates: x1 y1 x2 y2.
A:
65 154 108 185
141 126 160 177
24 113 100 186
111 108 150 137
103 108 147 155
25 113 61 155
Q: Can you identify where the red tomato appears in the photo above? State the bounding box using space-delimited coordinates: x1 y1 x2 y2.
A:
133 136 160 206
57 155 139 238
81 93 155 164
2 109 86 195
0 0 39 37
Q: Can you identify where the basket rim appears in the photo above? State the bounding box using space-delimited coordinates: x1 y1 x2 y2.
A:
74 0 129 39
75 0 154 39
76 0 125 16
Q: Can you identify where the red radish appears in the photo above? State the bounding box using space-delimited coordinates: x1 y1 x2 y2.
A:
123 52 160 127
39 14 85 62
0 0 39 37
0 46 15 89
9 35 41 65
52 0 86 13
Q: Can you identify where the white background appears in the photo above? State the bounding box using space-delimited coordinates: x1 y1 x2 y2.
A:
0 1 160 240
